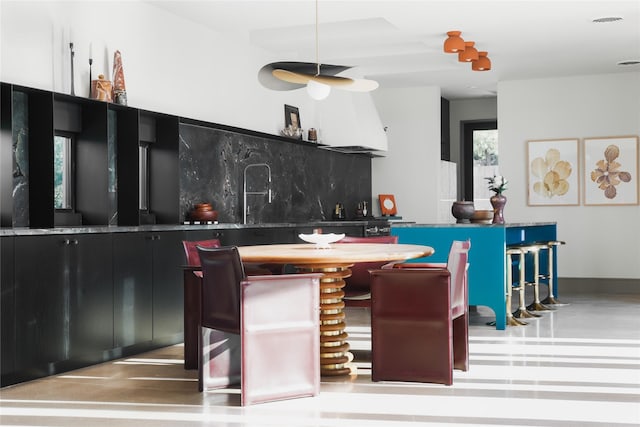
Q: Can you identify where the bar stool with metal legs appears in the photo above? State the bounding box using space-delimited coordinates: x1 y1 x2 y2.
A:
505 247 528 326
516 243 554 313
507 244 544 320
537 240 568 306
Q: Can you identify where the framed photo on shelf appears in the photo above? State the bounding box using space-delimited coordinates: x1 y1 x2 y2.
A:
527 138 580 206
284 104 301 129
583 135 638 206
378 194 398 216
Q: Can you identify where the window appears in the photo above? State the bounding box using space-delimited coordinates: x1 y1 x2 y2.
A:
462 120 498 208
139 143 149 210
472 128 499 208
54 134 73 210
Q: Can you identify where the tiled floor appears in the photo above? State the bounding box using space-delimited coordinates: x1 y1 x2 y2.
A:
1 289 639 426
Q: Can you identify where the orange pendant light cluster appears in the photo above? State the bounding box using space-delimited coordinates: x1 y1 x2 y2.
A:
443 30 491 71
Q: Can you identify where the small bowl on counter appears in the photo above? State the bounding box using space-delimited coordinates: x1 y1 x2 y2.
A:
471 209 493 224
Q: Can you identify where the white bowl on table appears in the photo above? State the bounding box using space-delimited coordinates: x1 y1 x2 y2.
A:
298 233 345 249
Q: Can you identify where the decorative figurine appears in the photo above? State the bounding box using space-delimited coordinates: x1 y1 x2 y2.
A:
112 50 127 105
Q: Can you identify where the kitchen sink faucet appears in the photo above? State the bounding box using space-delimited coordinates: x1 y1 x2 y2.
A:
243 163 272 224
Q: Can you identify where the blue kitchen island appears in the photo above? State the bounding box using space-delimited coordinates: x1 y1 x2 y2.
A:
391 222 557 330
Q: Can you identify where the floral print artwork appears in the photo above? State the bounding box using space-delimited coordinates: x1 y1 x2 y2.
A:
530 148 573 198
590 144 632 199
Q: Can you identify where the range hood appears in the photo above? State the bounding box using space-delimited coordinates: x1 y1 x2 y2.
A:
319 145 384 156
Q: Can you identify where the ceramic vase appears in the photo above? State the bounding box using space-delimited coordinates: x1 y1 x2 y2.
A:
490 194 506 224
451 201 475 224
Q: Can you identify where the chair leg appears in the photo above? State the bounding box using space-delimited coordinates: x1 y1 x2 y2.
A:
199 326 241 393
453 314 469 371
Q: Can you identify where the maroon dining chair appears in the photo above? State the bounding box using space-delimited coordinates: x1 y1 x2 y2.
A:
335 235 399 307
196 245 321 405
369 240 470 385
181 239 221 369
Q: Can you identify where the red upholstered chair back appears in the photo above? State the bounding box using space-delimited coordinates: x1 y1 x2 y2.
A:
182 239 221 266
448 240 471 315
336 235 398 297
196 245 245 334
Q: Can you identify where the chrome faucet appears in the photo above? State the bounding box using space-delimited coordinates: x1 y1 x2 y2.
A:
243 163 272 224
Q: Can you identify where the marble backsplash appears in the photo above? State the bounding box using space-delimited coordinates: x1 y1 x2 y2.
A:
179 124 372 224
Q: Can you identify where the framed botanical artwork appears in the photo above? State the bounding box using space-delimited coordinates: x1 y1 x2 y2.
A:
527 138 580 206
583 136 638 205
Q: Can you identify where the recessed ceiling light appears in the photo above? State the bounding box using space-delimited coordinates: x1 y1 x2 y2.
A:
617 60 640 66
592 16 623 23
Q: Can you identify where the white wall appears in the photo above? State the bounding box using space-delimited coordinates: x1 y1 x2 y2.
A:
498 73 640 279
370 86 441 223
0 1 385 150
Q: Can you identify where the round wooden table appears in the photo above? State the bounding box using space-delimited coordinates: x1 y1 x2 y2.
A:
238 242 434 376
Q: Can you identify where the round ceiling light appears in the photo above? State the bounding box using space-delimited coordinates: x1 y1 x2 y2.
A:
592 16 623 23
617 60 640 66
444 31 465 53
458 41 479 62
472 51 491 71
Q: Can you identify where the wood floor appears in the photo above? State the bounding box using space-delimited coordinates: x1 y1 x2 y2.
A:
1 287 639 426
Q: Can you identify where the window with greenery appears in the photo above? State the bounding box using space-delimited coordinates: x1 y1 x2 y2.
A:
54 134 73 210
473 129 499 205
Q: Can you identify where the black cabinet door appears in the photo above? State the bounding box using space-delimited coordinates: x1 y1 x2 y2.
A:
1 236 15 385
14 235 69 378
151 230 186 342
70 233 114 362
112 232 153 348
219 227 295 246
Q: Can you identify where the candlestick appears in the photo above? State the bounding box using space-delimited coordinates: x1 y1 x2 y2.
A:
69 42 75 96
89 43 93 97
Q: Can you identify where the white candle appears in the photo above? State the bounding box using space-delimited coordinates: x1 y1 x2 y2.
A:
89 43 93 60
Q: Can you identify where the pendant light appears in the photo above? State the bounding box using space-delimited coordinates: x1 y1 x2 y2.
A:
472 51 491 71
261 0 378 98
458 41 479 62
443 31 465 53
306 0 331 100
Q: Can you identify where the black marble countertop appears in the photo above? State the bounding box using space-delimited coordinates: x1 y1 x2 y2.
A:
0 220 390 237
392 222 557 228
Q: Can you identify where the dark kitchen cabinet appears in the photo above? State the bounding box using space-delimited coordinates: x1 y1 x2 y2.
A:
217 227 296 246
112 232 153 349
149 230 186 343
113 230 185 347
13 233 113 382
1 236 15 385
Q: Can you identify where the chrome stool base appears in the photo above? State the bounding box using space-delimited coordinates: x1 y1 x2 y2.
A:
541 296 569 306
527 301 555 312
513 308 541 319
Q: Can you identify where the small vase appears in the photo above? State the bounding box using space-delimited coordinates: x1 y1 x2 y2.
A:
451 201 475 224
490 194 507 224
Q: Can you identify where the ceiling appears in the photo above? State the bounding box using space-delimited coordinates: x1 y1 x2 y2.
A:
151 0 640 99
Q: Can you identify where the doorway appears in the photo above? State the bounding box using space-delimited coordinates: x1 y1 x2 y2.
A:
462 120 498 209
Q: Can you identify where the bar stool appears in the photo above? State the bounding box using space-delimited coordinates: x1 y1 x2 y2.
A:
537 240 568 306
507 244 545 320
517 243 554 313
505 247 528 326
